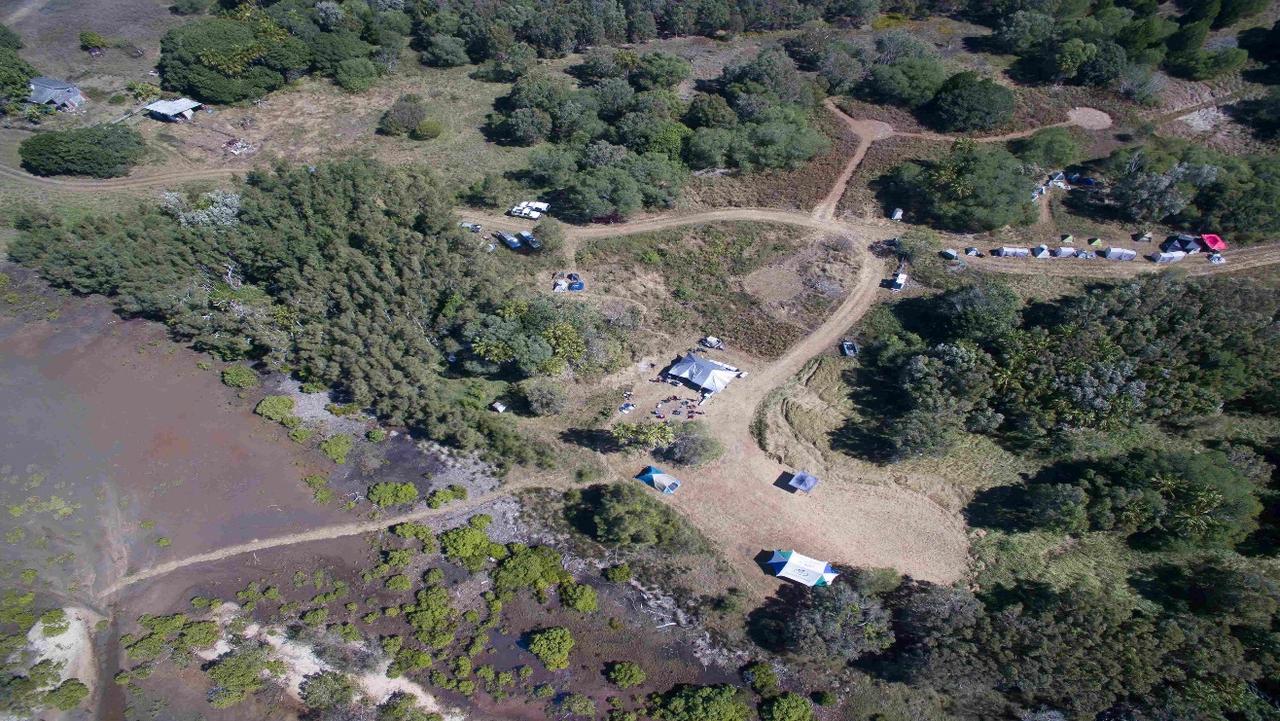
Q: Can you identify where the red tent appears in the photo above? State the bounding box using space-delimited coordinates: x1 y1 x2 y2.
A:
1201 234 1227 251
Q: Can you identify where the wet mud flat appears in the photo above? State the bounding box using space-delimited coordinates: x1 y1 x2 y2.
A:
0 281 349 601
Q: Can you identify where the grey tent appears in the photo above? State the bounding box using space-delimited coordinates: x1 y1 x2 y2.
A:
995 247 1030 257
667 353 738 394
27 77 84 110
1102 247 1137 261
788 472 820 493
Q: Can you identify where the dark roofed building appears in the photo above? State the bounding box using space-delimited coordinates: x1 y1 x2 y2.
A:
27 77 85 110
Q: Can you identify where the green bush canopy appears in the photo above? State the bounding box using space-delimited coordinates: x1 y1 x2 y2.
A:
19 125 146 178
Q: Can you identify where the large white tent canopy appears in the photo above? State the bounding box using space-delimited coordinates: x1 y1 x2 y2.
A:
667 353 737 394
766 550 839 587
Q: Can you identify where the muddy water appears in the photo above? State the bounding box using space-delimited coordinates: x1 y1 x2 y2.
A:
0 286 349 604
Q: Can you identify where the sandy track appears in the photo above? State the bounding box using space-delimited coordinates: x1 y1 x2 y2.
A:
98 480 554 598
812 99 893 221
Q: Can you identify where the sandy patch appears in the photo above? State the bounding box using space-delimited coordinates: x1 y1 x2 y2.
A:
26 606 99 693
198 603 463 719
1067 107 1112 130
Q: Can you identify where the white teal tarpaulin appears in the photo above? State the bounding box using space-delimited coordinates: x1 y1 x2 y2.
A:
766 550 838 587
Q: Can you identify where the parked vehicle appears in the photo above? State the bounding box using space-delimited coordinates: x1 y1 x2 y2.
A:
496 232 521 250
840 339 859 357
518 231 542 250
459 222 482 233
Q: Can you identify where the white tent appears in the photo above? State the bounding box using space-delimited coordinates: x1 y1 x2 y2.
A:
766 550 839 587
667 353 737 394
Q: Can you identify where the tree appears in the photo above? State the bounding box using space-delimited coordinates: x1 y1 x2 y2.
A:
502 107 552 145
42 679 89 711
612 421 676 449
170 0 210 15
519 378 568 415
369 482 419 507
684 93 738 129
887 141 1036 231
206 643 285 708
421 34 469 67
760 693 813 721
938 281 1021 343
862 57 947 108
994 11 1056 54
580 482 700 549
784 582 894 660
300 670 356 710
650 685 750 721
19 125 146 178
528 626 575 670
378 692 442 721
632 52 691 90
1011 127 1080 170
657 421 724 466
927 72 1014 131
158 17 285 103
0 47 34 109
560 166 643 221
0 23 21 50
379 94 428 136
607 661 647 688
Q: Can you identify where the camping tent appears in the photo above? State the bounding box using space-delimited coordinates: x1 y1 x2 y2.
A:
145 98 202 121
636 466 681 494
668 353 738 394
1201 234 1226 251
788 472 820 493
766 550 839 587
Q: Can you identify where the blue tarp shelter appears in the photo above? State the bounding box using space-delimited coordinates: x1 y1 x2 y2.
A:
788 472 819 493
636 465 681 494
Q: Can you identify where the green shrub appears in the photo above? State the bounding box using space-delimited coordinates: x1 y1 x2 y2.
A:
650 684 750 721
562 693 596 718
527 627 574 670
743 661 780 697
606 660 647 688
559 582 598 613
811 690 836 706
657 421 723 467
220 365 259 388
300 670 355 710
42 679 89 711
39 608 69 637
426 484 468 509
304 474 334 504
379 94 427 136
319 434 353 464
302 608 329 626
289 427 314 443
334 58 379 92
254 395 295 423
411 119 443 141
366 428 388 442
369 482 419 508
760 692 813 721
439 515 507 571
19 125 146 178
603 563 632 583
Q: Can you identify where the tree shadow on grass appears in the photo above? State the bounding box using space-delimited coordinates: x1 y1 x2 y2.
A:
559 428 621 454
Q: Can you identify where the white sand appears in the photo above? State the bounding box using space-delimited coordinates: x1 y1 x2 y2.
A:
25 606 99 698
